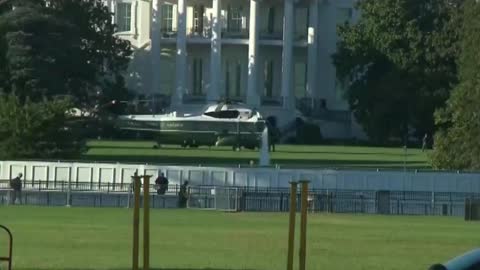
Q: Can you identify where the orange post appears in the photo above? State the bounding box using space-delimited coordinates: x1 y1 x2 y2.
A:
299 180 310 270
143 175 151 270
132 175 141 270
286 181 297 270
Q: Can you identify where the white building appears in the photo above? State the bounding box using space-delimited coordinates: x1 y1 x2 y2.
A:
105 0 366 139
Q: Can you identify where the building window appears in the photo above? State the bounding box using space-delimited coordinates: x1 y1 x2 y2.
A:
267 7 275 34
227 6 242 32
193 58 203 95
193 5 204 34
235 62 241 97
225 60 231 97
116 2 132 32
294 62 307 98
264 60 273 97
161 4 174 32
336 8 353 25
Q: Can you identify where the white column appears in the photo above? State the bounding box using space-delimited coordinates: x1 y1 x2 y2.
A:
132 1 138 37
209 0 221 102
281 0 295 110
173 0 187 107
246 0 260 107
307 0 318 99
151 0 162 95
109 0 115 24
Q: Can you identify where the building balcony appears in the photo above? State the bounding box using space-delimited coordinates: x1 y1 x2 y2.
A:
188 27 211 39
221 29 249 39
161 28 177 39
259 31 283 40
261 96 283 106
294 32 307 41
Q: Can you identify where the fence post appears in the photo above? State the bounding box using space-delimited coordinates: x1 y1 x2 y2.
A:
127 183 132 209
431 191 435 216
66 178 71 207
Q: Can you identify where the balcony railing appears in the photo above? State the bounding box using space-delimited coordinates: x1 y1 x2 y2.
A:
294 32 307 41
259 31 283 40
161 27 177 38
188 27 211 39
261 96 283 106
221 29 249 39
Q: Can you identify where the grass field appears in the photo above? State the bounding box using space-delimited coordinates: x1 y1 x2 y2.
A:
83 140 432 169
1 207 478 270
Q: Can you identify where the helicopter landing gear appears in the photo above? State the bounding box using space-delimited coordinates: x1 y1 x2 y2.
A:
181 139 199 148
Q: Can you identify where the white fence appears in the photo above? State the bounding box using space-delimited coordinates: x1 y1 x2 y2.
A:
1 160 480 193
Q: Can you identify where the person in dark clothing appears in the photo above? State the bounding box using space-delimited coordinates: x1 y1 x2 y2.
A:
10 173 23 205
178 181 189 208
266 119 279 152
155 172 169 195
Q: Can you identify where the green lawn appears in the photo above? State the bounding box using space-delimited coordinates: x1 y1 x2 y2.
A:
83 140 432 169
0 207 478 270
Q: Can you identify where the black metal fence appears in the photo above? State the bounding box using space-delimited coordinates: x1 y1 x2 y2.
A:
1 180 479 216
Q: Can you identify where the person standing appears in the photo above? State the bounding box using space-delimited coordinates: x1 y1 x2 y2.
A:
178 181 189 208
155 172 169 195
10 173 23 205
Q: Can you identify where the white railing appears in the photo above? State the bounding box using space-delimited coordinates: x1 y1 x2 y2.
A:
1 160 480 193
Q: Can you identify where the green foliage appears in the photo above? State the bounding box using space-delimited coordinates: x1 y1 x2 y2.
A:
333 0 462 143
47 0 133 106
0 0 132 159
431 0 480 170
0 3 73 101
0 0 132 105
0 94 87 159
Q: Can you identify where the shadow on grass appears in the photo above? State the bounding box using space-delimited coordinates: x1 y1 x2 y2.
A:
82 154 430 169
278 150 420 157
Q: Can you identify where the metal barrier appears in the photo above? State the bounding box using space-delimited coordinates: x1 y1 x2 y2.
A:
1 183 480 216
0 180 181 194
0 225 13 270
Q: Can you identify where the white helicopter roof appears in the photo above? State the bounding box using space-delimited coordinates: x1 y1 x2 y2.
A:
203 102 255 113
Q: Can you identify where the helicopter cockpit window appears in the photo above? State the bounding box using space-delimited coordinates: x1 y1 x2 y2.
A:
204 110 240 118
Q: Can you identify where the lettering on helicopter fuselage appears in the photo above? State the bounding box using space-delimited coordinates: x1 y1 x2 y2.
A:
162 122 184 128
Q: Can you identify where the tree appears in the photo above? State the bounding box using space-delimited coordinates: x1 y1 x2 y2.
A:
0 0 132 106
47 0 133 107
0 94 87 159
0 2 74 102
333 0 462 143
0 0 133 159
431 0 480 170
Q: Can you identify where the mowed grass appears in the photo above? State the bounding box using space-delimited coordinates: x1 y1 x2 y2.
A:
1 207 478 270
83 140 431 169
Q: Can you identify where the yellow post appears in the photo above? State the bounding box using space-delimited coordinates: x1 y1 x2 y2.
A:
132 175 141 270
143 175 151 270
286 181 297 270
299 180 310 270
